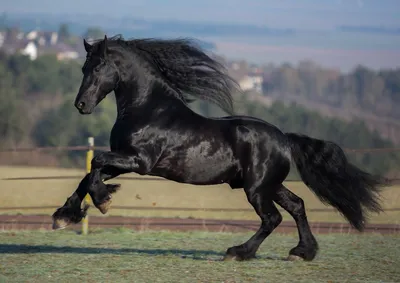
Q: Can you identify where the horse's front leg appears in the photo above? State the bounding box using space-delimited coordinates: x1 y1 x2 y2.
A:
87 151 152 214
51 168 121 230
52 151 151 230
86 167 123 215
52 173 93 230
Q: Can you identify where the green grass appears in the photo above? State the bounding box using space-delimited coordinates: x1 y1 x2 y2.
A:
0 230 399 283
1 165 400 224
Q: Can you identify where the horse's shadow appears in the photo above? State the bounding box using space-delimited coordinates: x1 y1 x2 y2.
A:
0 244 287 261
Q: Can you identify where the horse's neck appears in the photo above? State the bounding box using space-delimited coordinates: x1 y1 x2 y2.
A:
114 78 186 118
112 50 187 116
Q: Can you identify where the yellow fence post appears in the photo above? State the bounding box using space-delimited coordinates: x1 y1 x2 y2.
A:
82 136 94 235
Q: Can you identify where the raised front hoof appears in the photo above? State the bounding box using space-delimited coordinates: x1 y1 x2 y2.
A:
223 246 256 261
95 196 112 215
51 205 89 230
288 245 318 261
52 218 70 230
93 183 120 214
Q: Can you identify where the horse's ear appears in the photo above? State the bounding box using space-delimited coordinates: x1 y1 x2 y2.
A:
101 35 108 58
83 39 92 53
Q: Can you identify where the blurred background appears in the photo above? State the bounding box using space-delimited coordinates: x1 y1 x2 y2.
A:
0 0 399 224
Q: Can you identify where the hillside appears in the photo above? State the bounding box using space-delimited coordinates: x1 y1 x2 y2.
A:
267 93 400 144
0 51 399 177
256 62 400 144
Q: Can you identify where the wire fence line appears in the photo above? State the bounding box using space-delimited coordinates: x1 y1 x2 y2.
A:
2 176 400 214
2 175 399 213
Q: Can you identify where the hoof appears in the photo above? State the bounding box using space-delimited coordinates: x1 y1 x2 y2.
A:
223 246 256 262
287 255 304 261
52 218 70 230
288 243 318 261
51 204 89 229
222 254 238 261
222 254 255 261
96 196 112 214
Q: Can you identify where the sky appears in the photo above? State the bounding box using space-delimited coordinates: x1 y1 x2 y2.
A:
1 0 399 71
1 0 400 29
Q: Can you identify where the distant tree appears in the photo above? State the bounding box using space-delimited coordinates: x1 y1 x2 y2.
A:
1 51 399 172
83 27 105 40
0 12 7 30
58 23 70 41
0 64 26 146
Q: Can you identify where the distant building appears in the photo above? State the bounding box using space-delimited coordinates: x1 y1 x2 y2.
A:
20 41 38 60
239 75 263 93
26 30 58 46
1 39 38 60
0 27 86 61
40 42 79 61
0 31 5 47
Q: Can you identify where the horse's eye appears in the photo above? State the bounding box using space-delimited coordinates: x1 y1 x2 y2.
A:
94 66 101 72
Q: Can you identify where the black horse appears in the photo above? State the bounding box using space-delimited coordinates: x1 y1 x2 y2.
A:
52 35 387 261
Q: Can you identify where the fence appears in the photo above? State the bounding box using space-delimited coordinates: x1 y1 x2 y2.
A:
1 137 400 235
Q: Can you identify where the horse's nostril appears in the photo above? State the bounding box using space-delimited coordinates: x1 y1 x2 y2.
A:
77 102 85 109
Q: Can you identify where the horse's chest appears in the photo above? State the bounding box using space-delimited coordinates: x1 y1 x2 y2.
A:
110 122 151 151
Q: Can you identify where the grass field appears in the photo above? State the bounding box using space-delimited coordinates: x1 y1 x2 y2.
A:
1 165 400 224
0 229 399 282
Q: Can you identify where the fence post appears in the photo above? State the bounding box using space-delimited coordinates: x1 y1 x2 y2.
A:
82 137 94 235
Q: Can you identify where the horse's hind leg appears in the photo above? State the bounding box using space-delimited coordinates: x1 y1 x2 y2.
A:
224 183 283 261
273 184 318 261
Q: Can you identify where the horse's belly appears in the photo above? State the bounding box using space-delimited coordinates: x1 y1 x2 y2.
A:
183 160 235 184
153 158 238 185
152 139 239 185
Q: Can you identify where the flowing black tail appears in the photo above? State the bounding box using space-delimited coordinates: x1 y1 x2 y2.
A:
286 133 389 231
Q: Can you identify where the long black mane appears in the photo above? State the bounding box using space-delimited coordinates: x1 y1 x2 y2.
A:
91 35 242 115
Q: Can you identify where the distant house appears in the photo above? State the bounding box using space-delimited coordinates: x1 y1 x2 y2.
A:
39 42 79 61
239 75 263 93
20 41 38 60
0 39 38 60
0 27 24 48
5 27 25 42
0 31 5 47
26 30 58 46
69 37 88 59
0 27 87 61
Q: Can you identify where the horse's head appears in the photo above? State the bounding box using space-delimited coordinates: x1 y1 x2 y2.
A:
75 35 120 114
